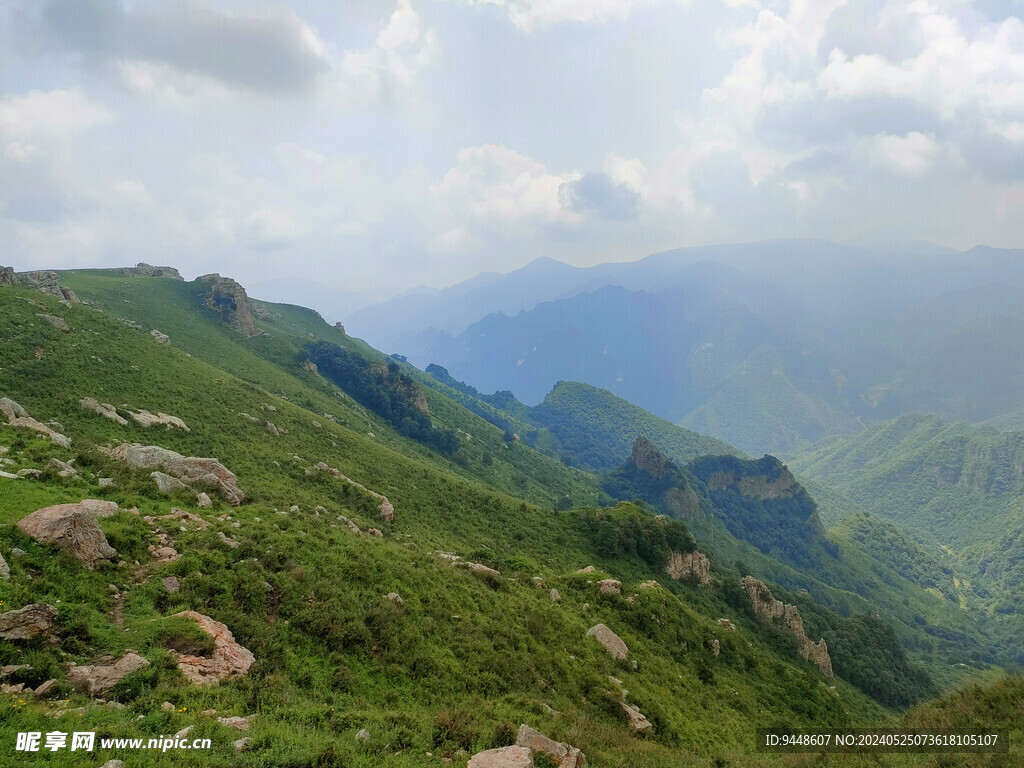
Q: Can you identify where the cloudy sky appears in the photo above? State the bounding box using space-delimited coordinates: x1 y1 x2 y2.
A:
2 0 1023 299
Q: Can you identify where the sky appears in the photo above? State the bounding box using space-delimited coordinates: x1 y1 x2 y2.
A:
1 0 1023 299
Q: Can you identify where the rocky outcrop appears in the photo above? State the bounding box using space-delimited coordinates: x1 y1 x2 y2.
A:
514 724 586 767
168 612 255 685
112 444 244 505
0 603 57 641
1 397 71 448
665 550 710 585
196 274 259 336
631 436 673 478
80 398 129 426
598 579 622 595
128 410 190 431
467 746 533 768
741 576 833 678
112 263 183 280
0 268 79 302
315 462 394 521
17 501 118 568
150 329 170 344
66 653 149 696
620 702 653 734
707 457 798 500
586 624 628 660
152 471 189 494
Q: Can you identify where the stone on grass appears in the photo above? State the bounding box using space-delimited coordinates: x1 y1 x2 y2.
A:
16 502 118 568
66 653 149 696
514 724 586 767
168 612 255 685
466 746 533 768
585 624 628 660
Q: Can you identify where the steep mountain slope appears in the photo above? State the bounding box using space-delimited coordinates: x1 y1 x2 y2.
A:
2 272 912 768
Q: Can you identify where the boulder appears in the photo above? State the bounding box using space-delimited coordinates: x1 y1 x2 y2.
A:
711 639 720 657
467 562 501 581
195 492 213 508
163 576 181 593
718 619 737 632
514 724 586 767
217 715 256 731
81 398 129 425
168 612 255 685
356 728 371 742
36 314 70 332
66 653 149 696
17 501 118 568
467 746 533 768
151 329 170 344
665 550 711 585
620 702 653 734
101 760 125 768
576 565 597 574
233 738 250 752
598 579 622 595
0 603 57 641
152 471 189 495
741 576 833 678
385 593 404 605
116 444 244 505
585 624 628 660
549 589 560 603
0 552 9 579
48 458 78 478
33 679 57 698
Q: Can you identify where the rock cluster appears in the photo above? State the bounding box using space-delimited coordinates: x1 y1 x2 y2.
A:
109 444 244 505
315 462 394 521
81 398 130 426
741 576 833 678
665 550 711 585
514 724 586 767
112 263 183 280
620 702 653 734
167 611 255 685
1 397 71 448
0 267 79 302
16 501 119 568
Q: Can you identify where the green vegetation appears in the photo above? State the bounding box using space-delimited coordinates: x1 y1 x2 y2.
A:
0 271 1017 767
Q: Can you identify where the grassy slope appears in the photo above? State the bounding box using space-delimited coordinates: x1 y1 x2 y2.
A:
1 279 895 767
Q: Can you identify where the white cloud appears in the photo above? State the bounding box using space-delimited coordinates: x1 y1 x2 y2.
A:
861 131 942 176
460 0 688 31
0 89 111 136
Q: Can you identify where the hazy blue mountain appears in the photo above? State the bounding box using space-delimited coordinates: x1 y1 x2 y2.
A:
246 278 375 324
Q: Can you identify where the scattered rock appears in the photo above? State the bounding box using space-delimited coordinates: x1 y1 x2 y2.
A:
98 477 114 488
80 398 129 426
36 314 70 332
162 701 176 711
741 576 833 678
638 581 660 589
367 528 383 537
148 543 179 563
114 444 244 505
66 653 149 696
514 724 586 767
128 410 190 431
150 329 170 344
549 589 560 603
163 576 180 593
48 458 78 478
466 746 533 768
0 397 71 448
1 664 31 677
620 702 653 734
16 501 118 568
356 728 371 743
34 679 57 698
265 421 280 436
385 593 404 605
711 639 721 657
666 550 711 585
101 760 125 768
576 565 597 574
532 576 545 588
467 562 501 581
10 548 25 558
314 462 394 521
718 618 737 632
585 624 628 660
16 468 41 478
195 492 212 508
168 612 255 685
0 552 8 579
218 531 240 548
233 738 250 752
173 726 194 740
1 683 26 694
217 715 255 731
598 579 622 596
202 709 216 716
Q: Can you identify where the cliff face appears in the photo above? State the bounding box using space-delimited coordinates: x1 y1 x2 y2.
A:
707 457 798 500
666 550 710 585
196 274 259 336
741 576 833 678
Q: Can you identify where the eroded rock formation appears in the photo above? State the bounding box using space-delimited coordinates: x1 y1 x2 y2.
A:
665 550 710 585
110 444 244 505
741 576 833 678
196 274 259 336
585 623 628 660
168 611 255 685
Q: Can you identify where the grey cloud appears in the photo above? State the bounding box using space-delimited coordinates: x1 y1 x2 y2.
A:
35 0 329 94
560 172 640 221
